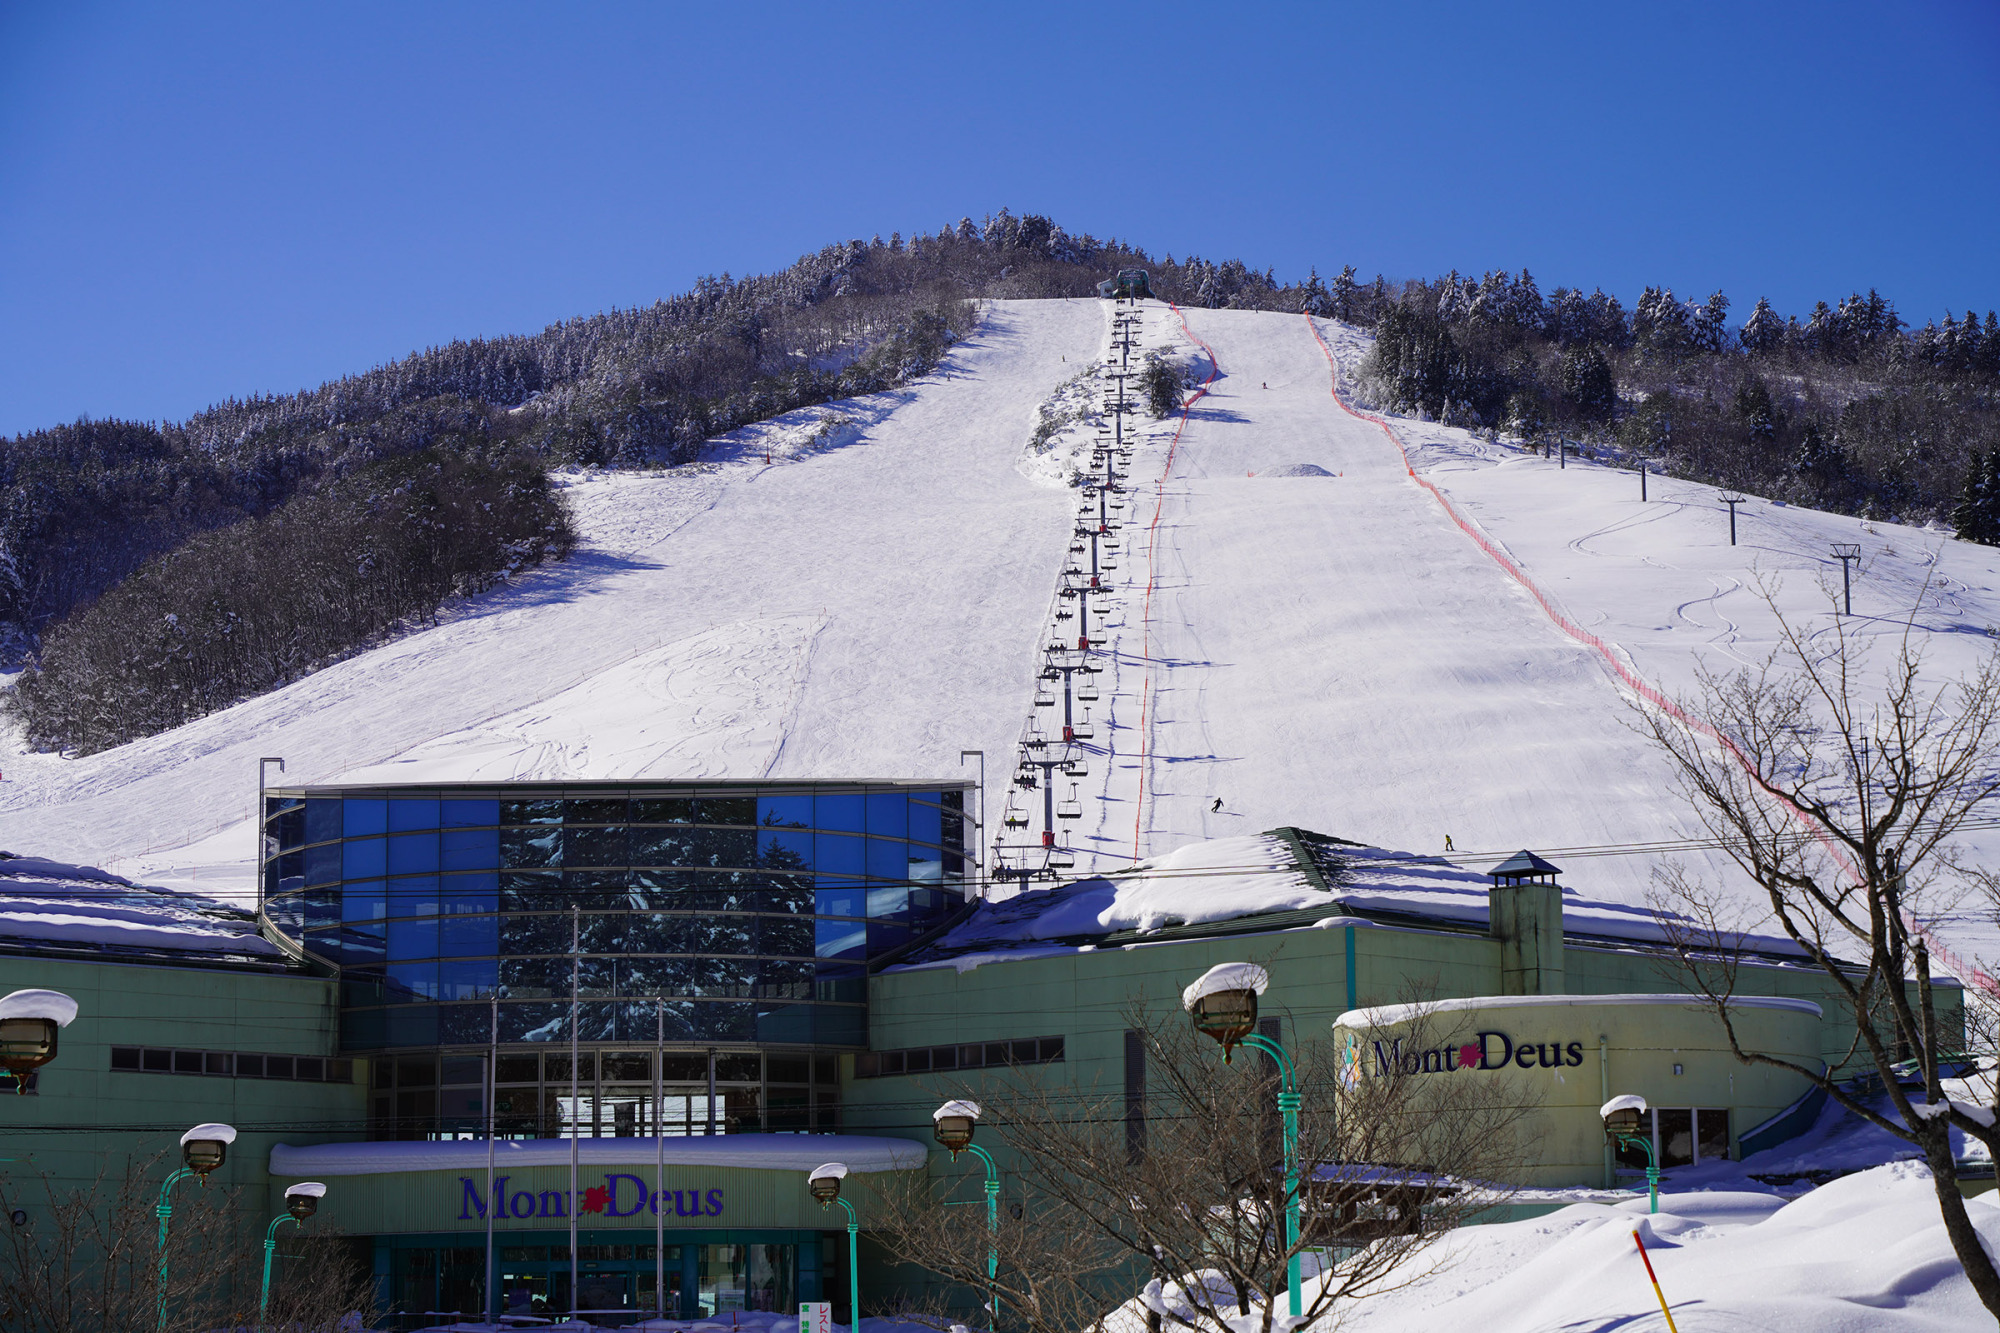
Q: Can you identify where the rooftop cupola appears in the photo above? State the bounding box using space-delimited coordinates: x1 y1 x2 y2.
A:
1488 850 1564 996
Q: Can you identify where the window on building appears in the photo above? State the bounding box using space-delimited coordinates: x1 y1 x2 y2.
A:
854 1035 1065 1079
1613 1106 1733 1170
108 1047 352 1083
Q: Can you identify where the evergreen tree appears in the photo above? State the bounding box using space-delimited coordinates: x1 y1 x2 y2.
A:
1331 265 1360 321
1794 421 1847 494
1735 375 1778 443
1740 296 1785 353
1557 345 1616 423
1953 452 2000 545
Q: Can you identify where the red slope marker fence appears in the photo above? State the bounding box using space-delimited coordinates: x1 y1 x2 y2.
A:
1130 303 1223 859
1299 313 1997 999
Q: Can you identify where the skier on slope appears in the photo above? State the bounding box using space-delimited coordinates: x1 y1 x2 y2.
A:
1444 834 1455 852
1211 797 1223 813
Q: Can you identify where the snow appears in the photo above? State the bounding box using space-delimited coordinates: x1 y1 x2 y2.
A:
1601 1093 1649 1118
1336 992 1823 1030
808 1161 849 1180
0 853 280 960
268 1133 926 1176
932 1099 981 1121
285 1181 327 1197
1296 1163 2000 1332
182 1122 237 1145
0 987 79 1025
6 298 2000 976
1182 961 1271 1009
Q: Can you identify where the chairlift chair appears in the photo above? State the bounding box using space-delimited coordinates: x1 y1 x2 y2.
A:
1061 756 1089 778
1077 677 1100 702
1002 805 1029 830
1034 686 1056 708
1057 786 1082 821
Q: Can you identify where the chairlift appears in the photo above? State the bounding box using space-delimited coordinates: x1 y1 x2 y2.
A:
1077 676 1100 702
1057 786 1082 821
1002 805 1029 830
1047 848 1076 871
1072 709 1095 739
1034 687 1055 708
1062 756 1089 778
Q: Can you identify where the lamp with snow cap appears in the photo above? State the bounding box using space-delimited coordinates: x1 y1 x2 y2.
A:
806 1164 861 1328
1600 1094 1659 1214
0 989 78 1093
1187 963 1304 1319
260 1183 328 1327
1181 962 1268 1062
156 1122 238 1332
932 1100 1001 1330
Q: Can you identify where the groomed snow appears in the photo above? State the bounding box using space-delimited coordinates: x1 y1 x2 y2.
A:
269 1133 926 1177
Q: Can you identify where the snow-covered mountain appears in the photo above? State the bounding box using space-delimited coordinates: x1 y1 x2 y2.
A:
7 298 2000 967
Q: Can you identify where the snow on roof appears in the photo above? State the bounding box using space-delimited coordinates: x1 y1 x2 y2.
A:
1336 993 1825 1029
269 1134 928 1177
906 831 1809 968
0 853 281 963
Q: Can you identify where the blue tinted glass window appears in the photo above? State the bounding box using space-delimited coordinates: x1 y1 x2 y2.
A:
442 798 499 828
502 826 562 868
304 888 338 930
340 922 386 965
442 828 499 871
865 793 907 839
304 799 342 844
815 833 864 877
867 884 912 918
907 802 942 847
761 915 813 957
440 914 498 959
868 921 912 952
441 871 498 913
564 825 626 866
388 917 439 961
500 914 568 954
759 829 812 869
908 855 944 885
341 881 386 922
385 877 440 918
816 793 864 833
304 843 342 887
388 960 438 1001
343 838 386 879
344 799 388 836
501 799 564 825
388 799 440 831
388 833 439 874
815 918 867 958
439 958 498 1001
816 885 864 917
866 838 911 881
758 795 812 828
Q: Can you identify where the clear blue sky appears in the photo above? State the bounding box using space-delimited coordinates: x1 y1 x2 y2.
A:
2 0 1996 438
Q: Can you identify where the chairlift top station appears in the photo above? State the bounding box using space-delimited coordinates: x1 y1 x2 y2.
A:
1096 268 1153 300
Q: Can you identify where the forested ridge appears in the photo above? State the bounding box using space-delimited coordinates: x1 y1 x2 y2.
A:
4 209 1996 754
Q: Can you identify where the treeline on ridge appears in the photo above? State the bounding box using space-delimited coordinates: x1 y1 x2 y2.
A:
9 449 572 754
1353 270 2000 530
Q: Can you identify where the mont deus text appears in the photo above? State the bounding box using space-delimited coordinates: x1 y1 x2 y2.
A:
458 1175 722 1221
1367 1032 1585 1076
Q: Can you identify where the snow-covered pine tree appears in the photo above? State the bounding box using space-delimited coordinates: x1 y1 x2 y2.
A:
1952 452 2000 545
1331 265 1360 321
1740 297 1784 354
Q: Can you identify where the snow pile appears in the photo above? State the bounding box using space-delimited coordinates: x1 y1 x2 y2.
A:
1303 1164 1998 1332
1257 462 1334 477
0 853 279 960
931 834 1327 952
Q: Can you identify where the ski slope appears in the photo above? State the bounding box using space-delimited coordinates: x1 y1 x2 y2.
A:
6 297 2000 971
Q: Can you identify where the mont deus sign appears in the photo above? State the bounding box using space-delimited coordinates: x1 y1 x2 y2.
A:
458 1174 723 1222
1344 1029 1585 1082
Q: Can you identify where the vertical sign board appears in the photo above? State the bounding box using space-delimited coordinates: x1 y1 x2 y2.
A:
801 1302 833 1333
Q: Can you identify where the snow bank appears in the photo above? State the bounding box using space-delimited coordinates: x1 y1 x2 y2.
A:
0 853 279 959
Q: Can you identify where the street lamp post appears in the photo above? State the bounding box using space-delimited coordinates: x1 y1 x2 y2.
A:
932 1100 1000 1330
808 1163 861 1332
1181 963 1302 1319
260 1182 326 1327
0 989 79 1093
1601 1095 1659 1214
157 1123 237 1332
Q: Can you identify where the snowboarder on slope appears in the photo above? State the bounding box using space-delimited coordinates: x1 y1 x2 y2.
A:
1211 797 1223 813
1444 834 1455 852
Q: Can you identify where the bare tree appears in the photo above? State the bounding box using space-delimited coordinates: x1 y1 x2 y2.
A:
1639 577 2000 1317
867 998 1533 1333
0 1153 378 1333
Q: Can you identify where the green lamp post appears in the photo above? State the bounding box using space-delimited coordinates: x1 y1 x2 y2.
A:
932 1099 1000 1330
0 988 78 1093
1602 1095 1659 1214
157 1122 237 1332
809 1162 861 1331
1183 962 1302 1319
260 1182 327 1327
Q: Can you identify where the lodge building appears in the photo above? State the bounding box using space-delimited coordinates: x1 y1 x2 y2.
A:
0 780 1936 1327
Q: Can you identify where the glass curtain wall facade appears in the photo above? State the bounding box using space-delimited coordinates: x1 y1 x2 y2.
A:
260 781 970 1138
